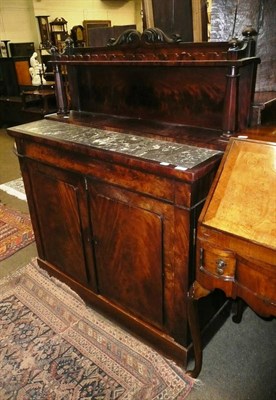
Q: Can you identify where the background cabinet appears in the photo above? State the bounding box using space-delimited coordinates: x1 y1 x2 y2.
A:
0 58 20 96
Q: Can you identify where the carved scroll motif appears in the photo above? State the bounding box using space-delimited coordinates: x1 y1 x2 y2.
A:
107 29 141 46
141 28 182 43
108 27 182 47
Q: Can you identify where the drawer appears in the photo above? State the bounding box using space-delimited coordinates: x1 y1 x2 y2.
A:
198 240 236 281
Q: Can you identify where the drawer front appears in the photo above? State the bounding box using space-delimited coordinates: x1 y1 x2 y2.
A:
236 258 276 317
199 242 236 279
197 239 236 296
18 140 176 204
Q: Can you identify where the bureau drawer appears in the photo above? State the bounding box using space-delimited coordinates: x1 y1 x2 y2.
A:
199 245 236 280
196 241 237 296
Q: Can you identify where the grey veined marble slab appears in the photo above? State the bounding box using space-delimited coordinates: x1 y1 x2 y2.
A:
12 119 222 170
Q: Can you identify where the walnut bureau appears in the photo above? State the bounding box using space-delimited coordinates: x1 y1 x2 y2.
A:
187 136 276 377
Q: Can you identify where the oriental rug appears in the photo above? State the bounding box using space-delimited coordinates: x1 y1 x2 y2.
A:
0 178 26 201
0 259 194 399
0 204 34 261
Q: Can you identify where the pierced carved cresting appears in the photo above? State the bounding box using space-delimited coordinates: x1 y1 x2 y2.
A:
49 25 257 64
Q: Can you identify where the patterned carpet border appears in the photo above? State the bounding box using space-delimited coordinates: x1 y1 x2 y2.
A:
0 204 34 261
0 178 26 201
0 259 194 399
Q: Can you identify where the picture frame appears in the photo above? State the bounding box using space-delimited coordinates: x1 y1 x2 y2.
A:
83 20 111 45
142 0 154 28
191 0 208 41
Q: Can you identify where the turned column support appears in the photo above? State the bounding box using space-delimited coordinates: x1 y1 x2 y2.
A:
221 64 240 139
54 64 68 115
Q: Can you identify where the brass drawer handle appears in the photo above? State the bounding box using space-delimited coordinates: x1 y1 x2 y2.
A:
216 259 227 275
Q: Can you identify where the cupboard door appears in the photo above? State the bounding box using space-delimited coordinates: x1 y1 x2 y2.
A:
24 160 95 287
88 180 174 329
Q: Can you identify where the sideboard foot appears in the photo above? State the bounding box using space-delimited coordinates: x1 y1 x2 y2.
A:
186 281 210 378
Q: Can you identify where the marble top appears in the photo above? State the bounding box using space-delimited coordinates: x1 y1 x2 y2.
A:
12 119 222 170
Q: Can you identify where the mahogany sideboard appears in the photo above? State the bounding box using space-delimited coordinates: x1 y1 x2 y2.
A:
8 28 261 367
9 118 224 366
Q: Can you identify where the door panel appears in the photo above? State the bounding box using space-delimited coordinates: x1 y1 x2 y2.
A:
88 181 168 328
26 160 93 286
